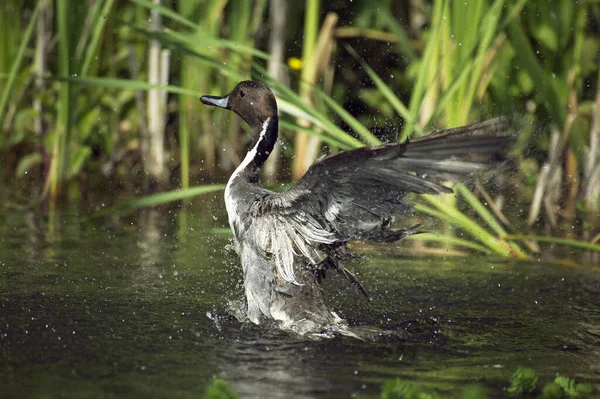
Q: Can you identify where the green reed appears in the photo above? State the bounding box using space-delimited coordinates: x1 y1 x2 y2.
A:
1 0 599 258
0 1 40 148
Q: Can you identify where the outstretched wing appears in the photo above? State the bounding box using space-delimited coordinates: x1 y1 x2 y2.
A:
251 118 513 285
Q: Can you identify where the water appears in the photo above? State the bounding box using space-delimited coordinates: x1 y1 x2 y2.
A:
1 207 599 398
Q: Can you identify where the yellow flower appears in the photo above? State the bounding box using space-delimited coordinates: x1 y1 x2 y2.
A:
287 57 303 71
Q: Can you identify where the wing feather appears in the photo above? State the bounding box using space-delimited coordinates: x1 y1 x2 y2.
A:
252 211 336 285
251 118 513 284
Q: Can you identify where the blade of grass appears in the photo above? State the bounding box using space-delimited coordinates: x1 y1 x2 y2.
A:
425 59 476 128
317 90 381 146
405 232 492 254
504 235 600 253
64 74 365 150
345 44 421 136
130 0 197 30
47 0 72 212
81 0 116 76
456 0 504 124
75 0 103 60
335 27 398 43
91 184 226 218
279 119 353 150
63 76 203 96
400 0 446 140
456 183 528 258
254 66 365 148
418 194 512 256
163 27 271 61
277 98 363 148
0 1 40 131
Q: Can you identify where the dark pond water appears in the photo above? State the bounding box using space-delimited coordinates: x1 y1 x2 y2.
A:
1 205 599 398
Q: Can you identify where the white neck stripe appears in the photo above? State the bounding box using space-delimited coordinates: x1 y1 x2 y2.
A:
224 118 271 230
231 117 270 181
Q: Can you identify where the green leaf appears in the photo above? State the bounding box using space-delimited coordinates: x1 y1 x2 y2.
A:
507 367 538 395
78 107 101 142
15 153 43 178
67 146 92 179
534 23 559 52
554 376 593 397
204 378 238 399
380 377 439 399
542 382 564 399
11 108 38 146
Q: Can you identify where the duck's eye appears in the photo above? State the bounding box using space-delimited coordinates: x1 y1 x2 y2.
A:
240 90 245 97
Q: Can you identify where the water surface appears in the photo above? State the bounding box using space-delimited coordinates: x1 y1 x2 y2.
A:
1 208 599 398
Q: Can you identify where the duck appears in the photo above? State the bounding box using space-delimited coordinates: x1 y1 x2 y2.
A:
201 80 512 336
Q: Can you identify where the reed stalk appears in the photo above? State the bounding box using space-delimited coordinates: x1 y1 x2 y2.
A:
399 0 445 140
46 0 71 211
175 0 198 195
303 13 340 164
0 0 21 114
291 0 320 180
145 0 168 186
80 0 116 77
176 0 227 176
34 0 51 141
263 0 288 183
583 63 600 230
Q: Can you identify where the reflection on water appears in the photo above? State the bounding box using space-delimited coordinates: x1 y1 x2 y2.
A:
0 207 599 398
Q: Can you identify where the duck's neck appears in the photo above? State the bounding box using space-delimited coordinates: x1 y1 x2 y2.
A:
237 116 278 183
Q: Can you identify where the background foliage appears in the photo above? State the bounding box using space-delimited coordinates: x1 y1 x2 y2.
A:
0 0 599 257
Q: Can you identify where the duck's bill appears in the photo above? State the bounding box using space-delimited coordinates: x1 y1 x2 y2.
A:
200 95 229 109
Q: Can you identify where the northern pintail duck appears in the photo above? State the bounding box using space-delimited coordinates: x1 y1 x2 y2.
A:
201 81 512 335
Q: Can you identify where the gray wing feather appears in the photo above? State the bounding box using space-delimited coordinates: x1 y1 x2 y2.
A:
252 118 513 283
252 210 336 285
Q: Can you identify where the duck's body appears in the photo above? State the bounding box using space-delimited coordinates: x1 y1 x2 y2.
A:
222 125 339 331
201 81 512 335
